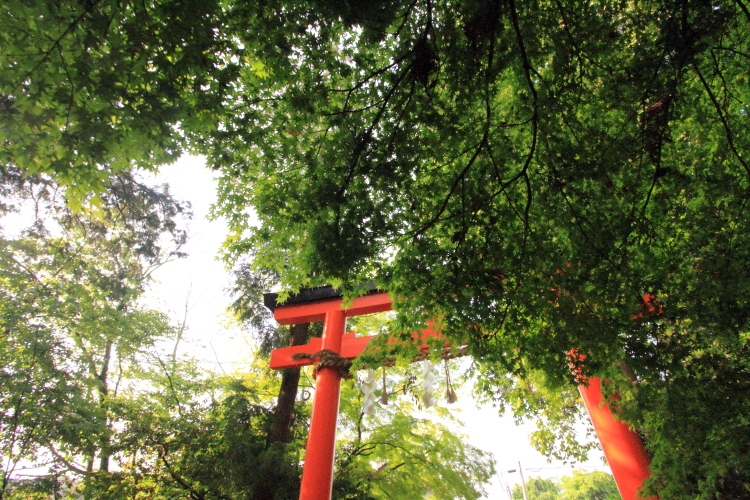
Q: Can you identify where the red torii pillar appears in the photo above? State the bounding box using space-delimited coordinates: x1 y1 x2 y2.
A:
265 286 655 500
579 377 655 500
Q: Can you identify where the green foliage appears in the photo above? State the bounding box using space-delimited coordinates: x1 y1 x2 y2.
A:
511 477 560 500
0 0 239 205
106 374 302 500
228 264 287 356
0 167 191 496
511 471 618 500
560 470 619 500
5 1 750 496
203 3 750 496
474 368 598 463
629 328 750 499
334 376 496 500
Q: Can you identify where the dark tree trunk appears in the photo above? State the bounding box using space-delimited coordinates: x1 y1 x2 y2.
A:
97 339 113 473
267 323 309 444
253 323 309 500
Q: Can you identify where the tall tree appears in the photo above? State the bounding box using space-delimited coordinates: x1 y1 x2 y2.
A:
0 166 190 494
209 3 750 497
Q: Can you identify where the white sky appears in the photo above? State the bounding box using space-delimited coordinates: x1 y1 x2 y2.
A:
145 155 612 499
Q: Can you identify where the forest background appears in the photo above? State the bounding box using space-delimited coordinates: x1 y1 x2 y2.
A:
2 0 750 498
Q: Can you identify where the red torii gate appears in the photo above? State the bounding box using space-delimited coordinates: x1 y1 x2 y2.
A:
265 286 654 500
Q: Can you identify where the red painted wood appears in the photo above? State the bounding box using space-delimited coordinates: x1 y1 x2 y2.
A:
269 337 324 369
274 291 392 325
269 332 373 370
578 377 655 500
270 327 443 369
299 308 346 500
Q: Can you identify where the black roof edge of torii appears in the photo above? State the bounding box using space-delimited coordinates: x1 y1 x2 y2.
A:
263 282 380 312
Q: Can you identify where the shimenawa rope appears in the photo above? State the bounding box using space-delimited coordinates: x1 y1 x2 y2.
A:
291 349 353 380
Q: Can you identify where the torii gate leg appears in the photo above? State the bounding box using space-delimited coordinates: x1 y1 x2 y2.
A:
579 377 655 500
299 308 346 500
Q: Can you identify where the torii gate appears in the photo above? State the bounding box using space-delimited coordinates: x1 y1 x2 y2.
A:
265 286 654 500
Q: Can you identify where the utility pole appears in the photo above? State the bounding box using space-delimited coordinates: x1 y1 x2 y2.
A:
507 461 529 500
518 461 530 500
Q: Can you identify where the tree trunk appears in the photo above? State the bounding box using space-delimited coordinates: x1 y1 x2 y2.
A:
97 339 113 473
267 323 310 444
253 322 310 500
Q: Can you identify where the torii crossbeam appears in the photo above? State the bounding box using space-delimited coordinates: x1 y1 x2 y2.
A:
265 286 654 500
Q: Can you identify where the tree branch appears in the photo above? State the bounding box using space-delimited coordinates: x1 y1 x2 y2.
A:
12 0 105 92
693 62 750 177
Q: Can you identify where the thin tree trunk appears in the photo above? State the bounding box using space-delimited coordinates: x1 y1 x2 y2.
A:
267 323 309 444
253 323 309 500
97 339 113 473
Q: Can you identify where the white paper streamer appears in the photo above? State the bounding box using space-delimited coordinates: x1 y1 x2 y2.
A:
421 359 436 408
361 369 377 415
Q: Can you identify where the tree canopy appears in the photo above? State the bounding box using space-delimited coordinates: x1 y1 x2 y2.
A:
3 0 750 497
